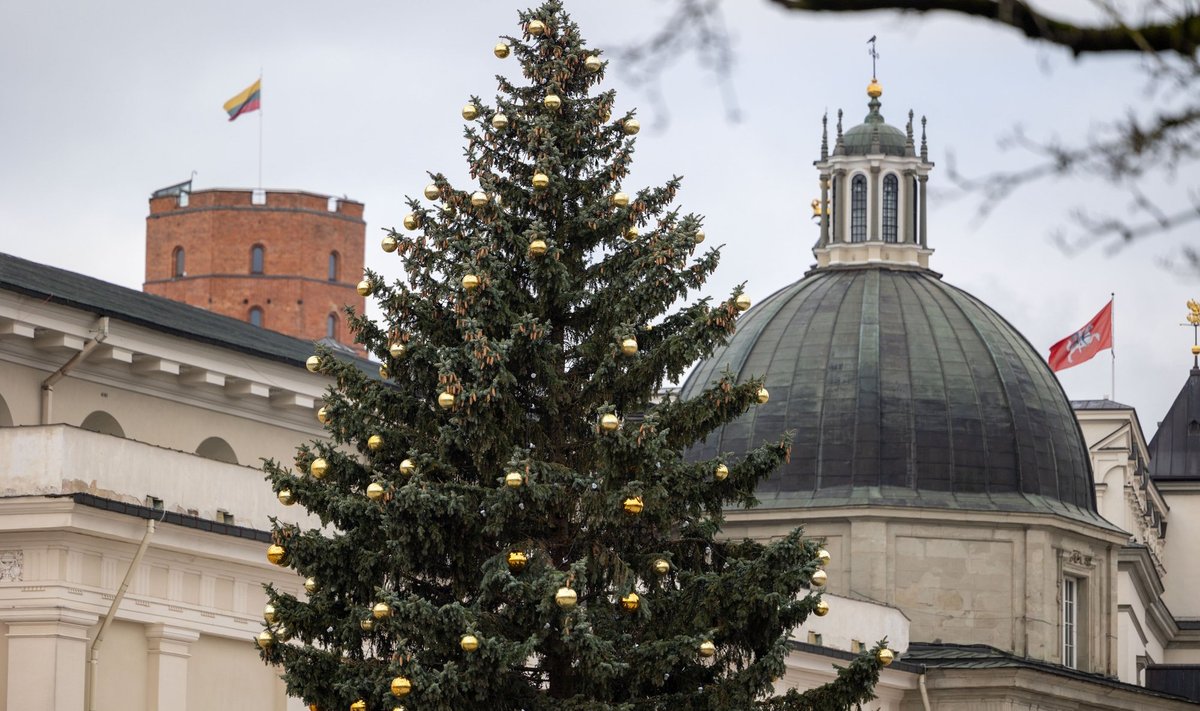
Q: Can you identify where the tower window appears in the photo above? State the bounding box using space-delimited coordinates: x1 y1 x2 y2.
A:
326 313 338 340
172 247 185 277
1062 576 1078 668
882 174 898 243
850 175 867 243
1188 419 1200 435
251 245 265 274
328 251 339 282
249 307 263 327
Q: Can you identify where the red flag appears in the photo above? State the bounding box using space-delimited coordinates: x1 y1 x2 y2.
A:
1049 300 1113 372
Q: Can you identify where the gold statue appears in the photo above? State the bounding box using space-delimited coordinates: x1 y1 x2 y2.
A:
1188 298 1200 325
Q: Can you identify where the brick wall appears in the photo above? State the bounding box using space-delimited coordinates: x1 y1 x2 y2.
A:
144 189 366 351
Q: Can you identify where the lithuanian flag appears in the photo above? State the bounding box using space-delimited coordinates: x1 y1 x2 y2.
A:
223 79 261 122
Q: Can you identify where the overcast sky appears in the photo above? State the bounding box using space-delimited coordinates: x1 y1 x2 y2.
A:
1 1 1195 434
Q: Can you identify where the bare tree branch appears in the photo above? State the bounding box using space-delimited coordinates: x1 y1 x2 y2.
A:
766 0 1200 56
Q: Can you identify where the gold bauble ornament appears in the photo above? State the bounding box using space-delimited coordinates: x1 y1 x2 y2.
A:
600 413 620 431
379 364 390 379
600 106 612 122
611 191 629 207
390 676 413 697
532 172 550 190
359 618 374 631
653 558 670 575
623 119 640 135
350 701 366 711
309 704 320 711
264 604 278 624
372 602 393 619
256 630 275 649
543 94 562 111
757 387 770 404
1192 345 1200 356
494 41 510 58
507 550 528 572
381 235 398 253
276 625 292 642
277 489 295 506
304 577 317 594
424 183 440 200
438 391 456 409
527 19 546 35
310 457 329 479
810 569 828 587
623 496 644 515
555 586 577 609
584 54 602 72
694 228 706 244
491 113 509 130
620 337 638 356
619 592 640 612
367 435 384 452
460 634 480 652
470 191 489 207
266 544 286 565
623 226 639 242
317 406 330 424
366 482 385 501
877 648 895 666
389 341 407 359
528 239 548 257
400 458 416 476
735 294 751 311
817 548 831 567
505 471 524 488
403 213 419 230
462 274 480 290
867 78 883 98
698 640 716 658
814 600 830 617
356 279 373 297
306 355 321 372
462 103 479 120
714 463 729 481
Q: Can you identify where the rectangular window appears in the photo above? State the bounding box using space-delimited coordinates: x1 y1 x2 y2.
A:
1062 577 1078 668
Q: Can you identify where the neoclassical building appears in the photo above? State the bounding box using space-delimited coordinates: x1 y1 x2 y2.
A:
682 79 1200 708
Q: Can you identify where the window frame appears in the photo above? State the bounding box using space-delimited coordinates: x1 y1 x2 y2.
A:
1062 576 1078 668
250 244 265 275
326 313 338 340
172 246 185 278
850 174 868 243
249 306 264 328
882 173 899 243
328 251 339 282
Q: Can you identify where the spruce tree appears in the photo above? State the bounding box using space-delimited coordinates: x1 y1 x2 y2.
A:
259 3 889 708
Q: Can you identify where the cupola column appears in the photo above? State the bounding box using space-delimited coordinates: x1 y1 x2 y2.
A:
870 165 881 241
819 173 831 246
833 169 847 244
918 174 929 247
902 170 915 244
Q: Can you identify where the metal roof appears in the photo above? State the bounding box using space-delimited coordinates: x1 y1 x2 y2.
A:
681 265 1106 525
1148 367 1200 480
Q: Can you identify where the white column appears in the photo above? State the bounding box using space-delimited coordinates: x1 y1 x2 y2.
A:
145 623 199 711
3 608 98 711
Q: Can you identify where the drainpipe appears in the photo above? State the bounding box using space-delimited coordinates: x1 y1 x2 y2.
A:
40 316 109 424
85 515 157 711
918 666 932 711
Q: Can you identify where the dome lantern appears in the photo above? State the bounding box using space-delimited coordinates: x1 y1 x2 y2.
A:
812 76 935 271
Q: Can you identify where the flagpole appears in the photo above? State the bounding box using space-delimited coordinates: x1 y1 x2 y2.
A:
258 68 264 190
1110 292 1116 400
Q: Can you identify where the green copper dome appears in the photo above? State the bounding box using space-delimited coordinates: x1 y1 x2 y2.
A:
841 95 908 157
681 265 1103 524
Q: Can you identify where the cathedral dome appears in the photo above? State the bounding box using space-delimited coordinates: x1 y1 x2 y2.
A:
681 265 1102 523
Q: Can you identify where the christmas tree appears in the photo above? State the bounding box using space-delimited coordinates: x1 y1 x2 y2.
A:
259 3 889 708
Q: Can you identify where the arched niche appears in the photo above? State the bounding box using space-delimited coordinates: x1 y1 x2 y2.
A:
0 394 13 427
80 410 125 438
196 436 238 465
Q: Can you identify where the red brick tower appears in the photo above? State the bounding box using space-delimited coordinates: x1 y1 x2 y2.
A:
144 189 366 351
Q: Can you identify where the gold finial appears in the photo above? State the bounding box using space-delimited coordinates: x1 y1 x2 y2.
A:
867 78 882 98
1187 298 1200 324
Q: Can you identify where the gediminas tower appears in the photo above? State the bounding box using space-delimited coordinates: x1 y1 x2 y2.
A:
143 188 366 352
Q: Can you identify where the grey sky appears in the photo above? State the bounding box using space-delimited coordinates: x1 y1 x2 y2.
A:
0 0 1195 433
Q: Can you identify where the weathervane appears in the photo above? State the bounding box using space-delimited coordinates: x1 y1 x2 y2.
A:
868 35 879 78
